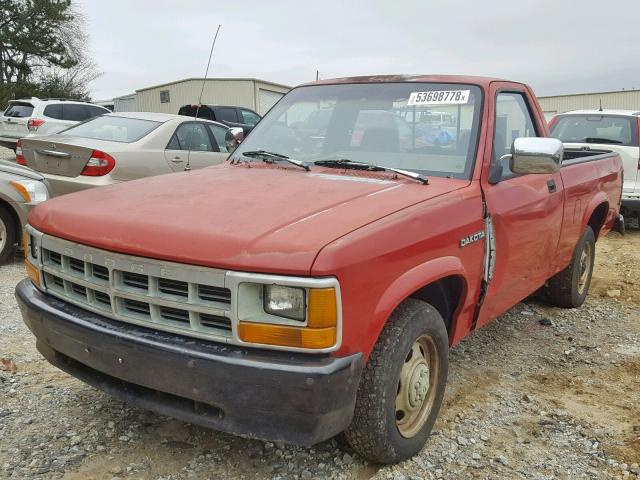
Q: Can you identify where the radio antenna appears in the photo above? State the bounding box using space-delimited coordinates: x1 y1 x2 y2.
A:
186 24 222 171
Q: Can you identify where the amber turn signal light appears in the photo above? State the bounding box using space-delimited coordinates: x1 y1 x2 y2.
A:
238 287 338 349
25 258 40 286
238 323 336 349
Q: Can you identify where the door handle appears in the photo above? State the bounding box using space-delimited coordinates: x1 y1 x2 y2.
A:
547 179 557 193
171 157 184 163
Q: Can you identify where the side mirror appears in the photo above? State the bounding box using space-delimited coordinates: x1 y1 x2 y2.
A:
225 127 244 153
509 137 563 174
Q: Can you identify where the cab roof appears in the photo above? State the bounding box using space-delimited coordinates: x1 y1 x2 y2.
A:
301 74 516 88
558 109 640 117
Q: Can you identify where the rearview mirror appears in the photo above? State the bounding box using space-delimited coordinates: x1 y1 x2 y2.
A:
225 127 244 153
509 137 563 174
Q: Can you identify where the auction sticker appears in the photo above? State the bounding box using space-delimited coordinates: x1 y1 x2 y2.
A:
408 90 470 106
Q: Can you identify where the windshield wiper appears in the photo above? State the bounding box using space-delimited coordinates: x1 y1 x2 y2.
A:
314 159 429 185
241 150 310 171
584 137 623 145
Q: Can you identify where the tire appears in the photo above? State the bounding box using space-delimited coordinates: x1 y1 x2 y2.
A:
0 205 17 264
344 299 449 464
546 226 595 308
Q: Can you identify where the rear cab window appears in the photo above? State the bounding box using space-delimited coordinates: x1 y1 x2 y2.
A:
4 102 34 118
215 107 238 123
62 116 162 143
239 109 261 125
551 115 639 146
178 105 216 121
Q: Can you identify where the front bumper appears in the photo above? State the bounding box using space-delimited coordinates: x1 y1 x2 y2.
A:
16 279 363 445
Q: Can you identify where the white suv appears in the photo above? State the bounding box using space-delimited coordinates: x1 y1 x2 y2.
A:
0 98 110 151
550 109 640 220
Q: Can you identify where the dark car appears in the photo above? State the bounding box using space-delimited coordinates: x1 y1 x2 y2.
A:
178 104 261 135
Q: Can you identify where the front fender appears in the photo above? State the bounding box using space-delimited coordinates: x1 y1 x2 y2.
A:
372 256 468 341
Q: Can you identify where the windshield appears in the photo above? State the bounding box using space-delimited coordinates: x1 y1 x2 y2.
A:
62 115 162 143
233 82 483 179
551 115 639 146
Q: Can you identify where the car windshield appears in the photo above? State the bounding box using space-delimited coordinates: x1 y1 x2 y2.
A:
551 115 639 147
233 82 483 179
61 116 162 143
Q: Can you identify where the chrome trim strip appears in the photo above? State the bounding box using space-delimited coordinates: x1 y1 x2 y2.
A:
36 149 71 158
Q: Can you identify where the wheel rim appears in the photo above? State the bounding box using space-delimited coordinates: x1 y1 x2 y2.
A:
577 242 592 295
395 334 439 438
0 216 6 255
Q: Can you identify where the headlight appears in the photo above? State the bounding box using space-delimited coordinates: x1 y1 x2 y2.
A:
263 285 306 321
235 279 339 350
10 180 49 203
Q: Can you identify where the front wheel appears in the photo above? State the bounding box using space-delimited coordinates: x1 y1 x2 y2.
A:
0 206 17 264
344 299 449 464
546 226 595 308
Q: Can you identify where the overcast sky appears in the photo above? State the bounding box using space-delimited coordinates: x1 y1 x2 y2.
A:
78 0 640 101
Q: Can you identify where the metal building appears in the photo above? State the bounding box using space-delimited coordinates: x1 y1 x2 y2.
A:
113 93 137 112
538 89 640 120
134 78 290 116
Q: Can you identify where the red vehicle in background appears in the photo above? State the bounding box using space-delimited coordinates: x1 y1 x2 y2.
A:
17 75 623 463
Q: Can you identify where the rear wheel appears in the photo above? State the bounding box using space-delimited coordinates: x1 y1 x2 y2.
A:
546 226 595 308
0 206 17 264
344 299 449 464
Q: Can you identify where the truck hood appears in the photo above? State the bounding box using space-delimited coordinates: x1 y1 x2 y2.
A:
29 164 466 274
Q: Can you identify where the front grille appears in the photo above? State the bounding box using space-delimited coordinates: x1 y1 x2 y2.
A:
121 272 148 291
123 298 151 316
40 238 233 341
92 265 109 282
69 257 85 274
94 291 111 308
159 306 190 324
48 251 62 266
199 285 231 304
159 278 188 298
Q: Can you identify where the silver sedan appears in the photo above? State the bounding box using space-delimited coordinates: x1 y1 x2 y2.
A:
0 160 50 263
18 112 232 197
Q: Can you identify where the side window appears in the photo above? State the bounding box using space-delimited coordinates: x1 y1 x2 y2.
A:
239 109 260 125
492 92 538 180
62 104 90 122
215 107 238 123
169 123 213 152
206 124 229 153
85 105 108 118
43 104 63 119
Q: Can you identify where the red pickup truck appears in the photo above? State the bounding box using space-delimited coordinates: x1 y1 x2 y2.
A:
16 75 623 464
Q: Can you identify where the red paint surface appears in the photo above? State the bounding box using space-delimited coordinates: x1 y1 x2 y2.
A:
28 76 623 360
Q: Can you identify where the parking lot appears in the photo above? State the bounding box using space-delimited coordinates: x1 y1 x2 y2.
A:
0 146 15 162
1 231 638 480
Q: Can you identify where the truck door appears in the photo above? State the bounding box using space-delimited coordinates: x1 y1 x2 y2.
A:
476 88 564 327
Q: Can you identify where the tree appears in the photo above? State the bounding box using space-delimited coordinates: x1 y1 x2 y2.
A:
0 0 82 83
0 0 99 104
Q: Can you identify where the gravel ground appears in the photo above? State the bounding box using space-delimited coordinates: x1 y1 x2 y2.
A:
0 231 638 480
0 145 16 161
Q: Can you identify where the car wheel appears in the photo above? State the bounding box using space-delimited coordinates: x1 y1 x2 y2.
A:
546 226 595 308
0 205 17 264
344 299 449 464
